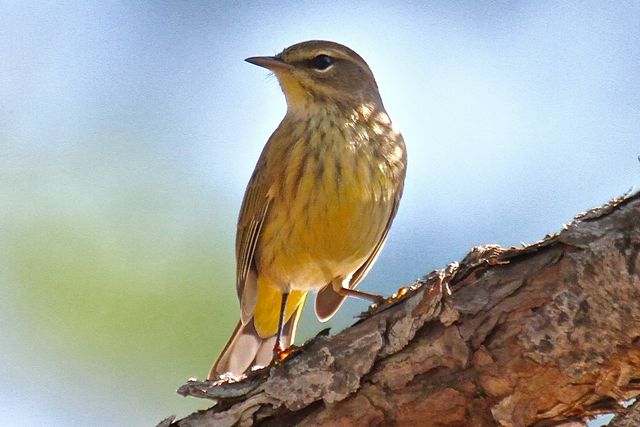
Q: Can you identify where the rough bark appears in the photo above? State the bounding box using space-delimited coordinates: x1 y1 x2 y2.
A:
607 398 640 426
165 192 640 427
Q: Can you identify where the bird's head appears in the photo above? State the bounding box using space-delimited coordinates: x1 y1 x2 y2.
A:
246 40 383 113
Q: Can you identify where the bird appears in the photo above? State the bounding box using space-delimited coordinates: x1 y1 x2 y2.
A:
209 40 407 380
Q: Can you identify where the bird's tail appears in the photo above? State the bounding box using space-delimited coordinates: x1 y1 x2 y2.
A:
208 296 306 380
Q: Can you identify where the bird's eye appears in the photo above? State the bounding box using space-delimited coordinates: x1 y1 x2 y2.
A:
312 54 333 71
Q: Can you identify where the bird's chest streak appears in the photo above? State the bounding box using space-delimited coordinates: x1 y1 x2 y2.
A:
256 131 395 290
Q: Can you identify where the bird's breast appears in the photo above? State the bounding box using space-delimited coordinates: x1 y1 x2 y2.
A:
255 112 405 291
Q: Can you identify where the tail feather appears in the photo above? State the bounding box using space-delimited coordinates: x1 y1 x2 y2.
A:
315 284 347 322
208 320 273 379
208 301 305 380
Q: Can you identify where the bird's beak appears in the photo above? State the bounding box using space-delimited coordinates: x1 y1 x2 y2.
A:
245 56 294 72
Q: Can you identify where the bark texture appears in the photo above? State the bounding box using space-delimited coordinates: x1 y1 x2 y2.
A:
166 192 640 427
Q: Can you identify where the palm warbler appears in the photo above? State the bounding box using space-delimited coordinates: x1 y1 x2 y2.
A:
209 40 407 379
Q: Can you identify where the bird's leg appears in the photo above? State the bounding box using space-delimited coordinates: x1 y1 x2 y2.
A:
336 287 385 305
274 292 289 362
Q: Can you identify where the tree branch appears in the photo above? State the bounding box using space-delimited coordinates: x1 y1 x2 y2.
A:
607 399 640 426
165 192 640 426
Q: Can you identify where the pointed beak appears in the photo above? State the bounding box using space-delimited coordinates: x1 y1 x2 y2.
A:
245 55 294 72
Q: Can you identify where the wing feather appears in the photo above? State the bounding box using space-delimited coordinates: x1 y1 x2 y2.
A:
235 159 273 324
349 186 402 289
315 180 404 321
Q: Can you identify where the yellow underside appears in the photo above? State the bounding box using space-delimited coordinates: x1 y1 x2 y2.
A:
253 276 307 338
249 99 402 339
256 128 395 290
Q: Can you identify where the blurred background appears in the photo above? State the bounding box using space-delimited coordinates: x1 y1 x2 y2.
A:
1 1 638 425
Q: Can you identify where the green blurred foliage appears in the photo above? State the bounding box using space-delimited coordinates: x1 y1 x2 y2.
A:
1 157 242 422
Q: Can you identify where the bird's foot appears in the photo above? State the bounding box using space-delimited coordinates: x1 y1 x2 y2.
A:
273 344 300 365
385 285 411 303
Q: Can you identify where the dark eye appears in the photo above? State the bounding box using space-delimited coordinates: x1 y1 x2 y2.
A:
312 54 333 70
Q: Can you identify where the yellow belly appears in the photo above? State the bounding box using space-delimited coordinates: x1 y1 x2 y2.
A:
255 140 395 292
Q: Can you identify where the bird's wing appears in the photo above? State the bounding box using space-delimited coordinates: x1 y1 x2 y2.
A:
349 190 402 289
315 180 405 321
235 158 273 325
348 131 407 291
